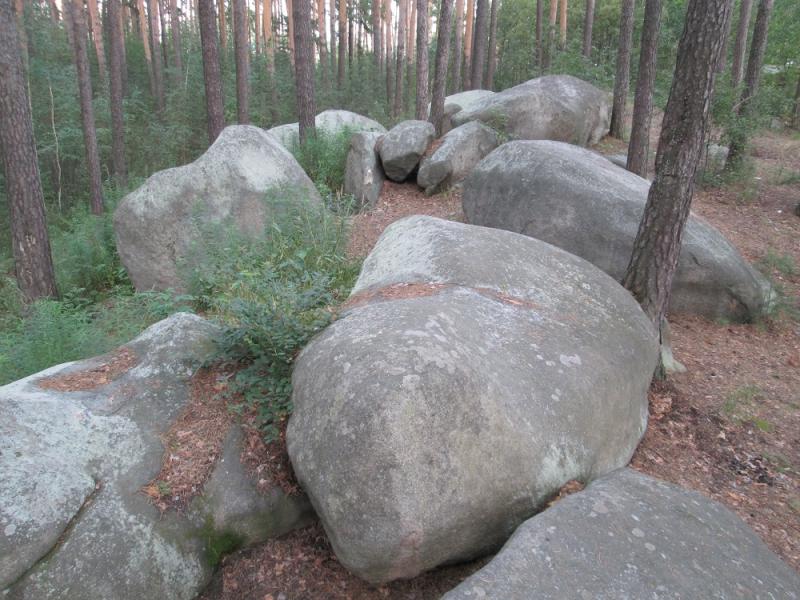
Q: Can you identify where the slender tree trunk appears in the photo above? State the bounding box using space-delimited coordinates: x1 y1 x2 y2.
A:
118 0 129 95
0 0 58 299
627 0 662 177
254 0 261 54
430 0 454 134
486 0 499 89
730 0 752 89
414 0 429 119
147 0 166 114
86 0 107 84
535 0 542 70
559 0 566 48
47 0 60 23
726 0 773 169
451 0 464 92
66 0 104 214
470 0 489 88
330 0 337 74
198 0 225 141
543 0 557 70
137 0 155 94
218 0 227 50
108 0 127 186
407 0 416 104
386 0 394 107
293 0 316 143
582 0 594 57
716 4 733 73
158 0 169 68
348 3 354 68
623 0 733 332
373 0 381 69
232 0 248 122
264 0 279 122
610 0 635 139
318 0 328 80
337 0 346 85
463 0 474 87
394 0 407 116
169 0 183 80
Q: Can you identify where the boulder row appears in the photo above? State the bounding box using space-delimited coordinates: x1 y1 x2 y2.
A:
288 216 658 584
267 109 386 149
377 120 436 182
114 125 321 292
344 131 385 210
443 468 800 599
463 140 772 321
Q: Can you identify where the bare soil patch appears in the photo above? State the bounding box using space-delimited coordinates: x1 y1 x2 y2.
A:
37 348 138 391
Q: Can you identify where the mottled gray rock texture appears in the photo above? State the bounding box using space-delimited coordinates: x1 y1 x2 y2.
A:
267 109 386 149
0 314 311 600
114 125 321 292
344 131 385 209
288 216 658 584
377 120 436 182
443 468 800 600
451 74 611 146
463 140 772 321
435 90 497 134
417 122 498 195
608 152 628 168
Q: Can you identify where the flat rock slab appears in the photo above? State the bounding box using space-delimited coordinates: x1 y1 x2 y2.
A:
288 216 658 584
443 468 800 599
267 109 386 149
377 120 436 182
463 140 772 321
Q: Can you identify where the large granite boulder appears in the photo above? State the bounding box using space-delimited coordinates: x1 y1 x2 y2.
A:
114 125 321 292
443 468 800 599
377 120 436 182
451 74 610 146
344 131 385 210
463 141 772 321
417 121 499 195
288 216 658 584
434 90 497 134
267 109 386 149
0 314 312 600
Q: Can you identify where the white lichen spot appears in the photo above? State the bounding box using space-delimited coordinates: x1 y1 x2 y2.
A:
645 543 656 552
559 354 582 367
632 528 645 538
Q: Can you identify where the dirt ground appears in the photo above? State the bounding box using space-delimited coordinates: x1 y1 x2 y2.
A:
202 129 800 599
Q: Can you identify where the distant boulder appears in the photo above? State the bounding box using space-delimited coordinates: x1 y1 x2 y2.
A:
451 74 610 146
463 141 772 321
417 121 499 195
114 125 320 292
435 90 497 134
344 131 385 210
443 468 800 599
377 120 436 182
267 109 386 149
288 216 657 584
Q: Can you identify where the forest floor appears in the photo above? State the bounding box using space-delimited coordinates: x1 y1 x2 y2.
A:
201 128 800 599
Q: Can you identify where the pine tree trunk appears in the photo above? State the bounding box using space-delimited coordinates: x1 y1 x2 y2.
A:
730 0 752 89
451 0 464 92
627 0 662 178
170 0 183 80
582 0 594 57
66 0 104 214
726 0 773 169
293 0 316 143
385 0 394 107
486 0 499 89
147 0 166 114
463 0 474 87
86 0 107 84
610 0 635 139
108 0 128 186
559 0 567 48
286 0 295 66
348 5 354 68
318 0 328 80
117 0 129 95
198 0 225 141
414 0 429 119
535 0 542 70
137 0 155 95
543 0 557 70
394 0 407 116
158 0 169 69
232 0 249 123
373 0 381 69
337 0 346 85
0 0 59 300
330 0 337 74
430 0 454 134
264 0 279 122
623 0 733 329
218 0 227 50
470 0 489 89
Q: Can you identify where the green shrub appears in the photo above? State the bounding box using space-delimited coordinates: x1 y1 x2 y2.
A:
290 128 354 195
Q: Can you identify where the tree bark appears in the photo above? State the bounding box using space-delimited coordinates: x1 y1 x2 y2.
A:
287 0 295 66
730 0 752 89
147 0 166 114
232 0 248 123
559 0 567 48
66 0 104 214
627 0 662 178
793 68 800 128
726 0 773 169
169 0 183 80
108 0 127 186
430 0 454 134
264 0 279 122
451 0 464 92
0 0 59 300
373 0 382 69
198 0 225 141
385 0 394 108
582 0 594 57
414 0 429 119
47 0 60 23
330 0 337 74
623 0 733 331
318 0 328 80
394 0 407 116
470 0 489 89
543 0 557 70
218 0 227 50
293 0 316 143
610 0 635 139
337 0 347 85
137 0 155 95
86 0 107 84
463 0 474 87
535 0 542 70
486 0 499 89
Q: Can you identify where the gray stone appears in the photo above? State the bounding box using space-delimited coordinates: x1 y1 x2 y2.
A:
608 152 628 168
288 216 658 584
377 120 436 182
443 468 800 600
463 141 772 321
451 74 611 146
344 131 385 210
267 109 386 149
417 121 499 195
0 314 311 600
114 125 321 292
435 90 497 134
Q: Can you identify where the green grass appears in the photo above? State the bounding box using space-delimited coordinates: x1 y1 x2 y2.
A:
759 248 798 278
